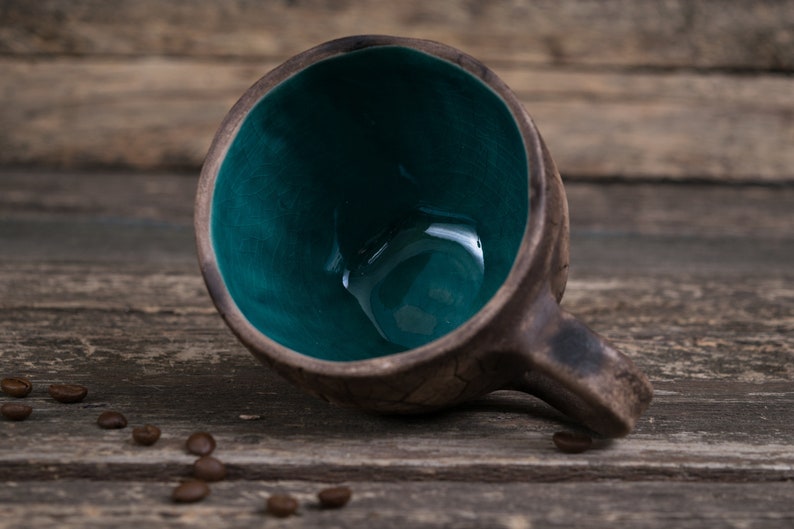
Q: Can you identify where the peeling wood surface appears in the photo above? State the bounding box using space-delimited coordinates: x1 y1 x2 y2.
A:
1 0 793 181
1 170 792 527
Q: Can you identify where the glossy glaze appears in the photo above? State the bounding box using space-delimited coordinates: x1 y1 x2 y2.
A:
197 36 653 437
341 205 485 349
210 46 528 361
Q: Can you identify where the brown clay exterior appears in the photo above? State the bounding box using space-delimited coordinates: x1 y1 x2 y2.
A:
195 35 653 437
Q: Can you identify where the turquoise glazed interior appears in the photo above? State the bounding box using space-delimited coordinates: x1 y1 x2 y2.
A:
211 46 529 361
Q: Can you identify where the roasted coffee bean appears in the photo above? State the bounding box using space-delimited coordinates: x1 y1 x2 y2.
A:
317 486 352 509
171 480 210 503
193 455 227 482
552 431 593 454
266 494 299 518
186 431 216 456
1 402 33 421
97 410 128 429
132 424 161 446
48 384 88 403
1 377 32 398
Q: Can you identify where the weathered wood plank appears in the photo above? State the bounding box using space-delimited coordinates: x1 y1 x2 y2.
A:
0 58 260 170
1 264 792 382
0 171 794 528
2 60 793 181
1 0 792 71
3 170 793 237
1 173 791 385
1 170 792 527
1 177 791 477
566 182 794 239
0 480 791 529
0 170 197 223
1 305 792 483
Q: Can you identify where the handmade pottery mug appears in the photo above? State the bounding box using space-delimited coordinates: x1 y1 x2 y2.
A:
195 35 653 437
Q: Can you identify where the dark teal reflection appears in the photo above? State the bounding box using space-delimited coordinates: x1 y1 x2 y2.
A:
211 46 528 361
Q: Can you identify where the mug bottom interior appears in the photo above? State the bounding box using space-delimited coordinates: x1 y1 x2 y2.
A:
210 44 529 361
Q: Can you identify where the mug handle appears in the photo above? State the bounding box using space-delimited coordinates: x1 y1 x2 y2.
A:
508 291 654 437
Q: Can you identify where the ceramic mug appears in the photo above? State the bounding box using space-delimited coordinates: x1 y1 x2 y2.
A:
195 35 653 437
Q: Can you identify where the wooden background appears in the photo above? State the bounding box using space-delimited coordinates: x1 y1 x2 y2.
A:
1 0 793 183
1 2 793 528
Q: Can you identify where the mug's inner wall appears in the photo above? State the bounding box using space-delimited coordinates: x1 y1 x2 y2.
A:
211 46 528 361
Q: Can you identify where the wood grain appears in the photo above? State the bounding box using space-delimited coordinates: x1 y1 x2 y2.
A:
2 59 793 181
1 171 792 526
2 0 792 71
2 0 793 180
2 170 792 236
1 480 792 529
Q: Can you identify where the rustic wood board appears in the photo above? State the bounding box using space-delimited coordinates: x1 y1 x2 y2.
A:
1 170 792 526
2 1 794 180
2 58 793 181
2 0 792 70
1 480 793 529
2 170 792 236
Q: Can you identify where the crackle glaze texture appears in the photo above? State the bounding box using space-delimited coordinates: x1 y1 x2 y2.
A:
196 35 652 437
209 45 528 361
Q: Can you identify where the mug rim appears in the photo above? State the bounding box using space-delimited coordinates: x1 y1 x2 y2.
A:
195 34 549 378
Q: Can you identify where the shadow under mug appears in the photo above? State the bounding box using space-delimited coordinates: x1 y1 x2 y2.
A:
196 35 653 437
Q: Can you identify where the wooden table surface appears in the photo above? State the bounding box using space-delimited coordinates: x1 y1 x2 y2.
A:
1 169 791 528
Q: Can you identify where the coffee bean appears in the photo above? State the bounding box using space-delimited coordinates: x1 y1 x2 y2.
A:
186 431 216 456
317 486 352 509
193 455 227 482
49 384 88 403
97 410 128 429
171 480 210 503
266 494 299 518
1 377 32 398
1 402 33 421
132 424 161 446
552 431 593 454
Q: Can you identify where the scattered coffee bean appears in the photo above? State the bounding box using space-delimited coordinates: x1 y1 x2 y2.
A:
171 480 210 503
1 402 33 421
186 431 216 456
49 384 88 403
193 456 227 482
552 431 593 454
1 377 33 398
132 424 161 446
97 410 128 429
317 486 352 509
266 494 299 518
